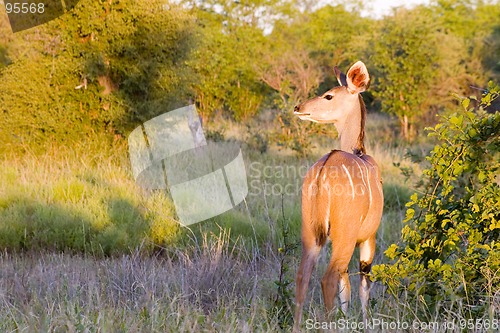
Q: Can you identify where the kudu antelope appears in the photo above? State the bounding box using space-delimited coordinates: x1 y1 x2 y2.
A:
292 61 383 330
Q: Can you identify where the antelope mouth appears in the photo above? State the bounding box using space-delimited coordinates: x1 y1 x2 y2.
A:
294 111 310 116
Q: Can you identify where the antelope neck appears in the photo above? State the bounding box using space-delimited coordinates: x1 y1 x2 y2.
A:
334 95 365 155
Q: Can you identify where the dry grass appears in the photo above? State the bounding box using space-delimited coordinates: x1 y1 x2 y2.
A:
0 231 283 332
1 236 496 332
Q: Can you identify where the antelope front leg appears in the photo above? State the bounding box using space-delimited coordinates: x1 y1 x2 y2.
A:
338 271 351 314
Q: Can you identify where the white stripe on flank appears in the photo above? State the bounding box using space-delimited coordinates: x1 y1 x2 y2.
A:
376 177 383 195
354 159 367 187
363 159 380 200
342 164 355 200
314 168 321 183
325 188 331 234
365 165 372 205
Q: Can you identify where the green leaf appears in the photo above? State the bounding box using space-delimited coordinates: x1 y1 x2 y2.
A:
461 98 470 109
405 208 415 221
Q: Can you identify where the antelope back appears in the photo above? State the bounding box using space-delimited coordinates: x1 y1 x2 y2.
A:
301 150 383 246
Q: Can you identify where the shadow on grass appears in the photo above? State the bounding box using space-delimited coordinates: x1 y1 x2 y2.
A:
0 183 181 256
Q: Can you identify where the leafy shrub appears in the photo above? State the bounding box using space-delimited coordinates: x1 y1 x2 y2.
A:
273 109 327 157
0 0 196 154
372 83 500 316
269 202 297 330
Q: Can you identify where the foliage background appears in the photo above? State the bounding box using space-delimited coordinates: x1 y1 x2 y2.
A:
1 0 499 152
0 0 499 331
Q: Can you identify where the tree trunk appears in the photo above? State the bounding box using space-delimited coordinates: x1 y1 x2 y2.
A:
401 115 409 141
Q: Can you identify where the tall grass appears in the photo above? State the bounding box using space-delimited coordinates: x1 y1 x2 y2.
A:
0 241 496 332
2 112 493 331
0 235 282 332
0 143 181 254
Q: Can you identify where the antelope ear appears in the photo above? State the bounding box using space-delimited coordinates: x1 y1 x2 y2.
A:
334 66 348 87
346 61 370 94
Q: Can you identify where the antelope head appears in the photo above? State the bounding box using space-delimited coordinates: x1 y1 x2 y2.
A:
293 61 370 154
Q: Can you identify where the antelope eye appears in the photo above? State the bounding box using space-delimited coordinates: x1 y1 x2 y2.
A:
324 94 333 100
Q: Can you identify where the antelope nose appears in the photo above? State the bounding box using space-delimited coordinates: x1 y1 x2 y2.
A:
294 105 300 113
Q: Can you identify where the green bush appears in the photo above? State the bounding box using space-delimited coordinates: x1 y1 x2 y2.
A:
373 83 500 316
0 0 196 154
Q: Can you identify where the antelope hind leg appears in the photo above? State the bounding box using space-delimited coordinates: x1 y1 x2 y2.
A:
293 243 321 332
321 240 356 318
359 236 376 320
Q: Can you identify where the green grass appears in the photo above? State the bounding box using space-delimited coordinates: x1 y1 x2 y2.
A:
0 113 497 331
0 145 180 255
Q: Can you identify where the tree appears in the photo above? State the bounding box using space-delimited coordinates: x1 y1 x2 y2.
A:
368 6 440 140
285 4 374 93
186 0 281 122
432 0 500 83
253 14 326 156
